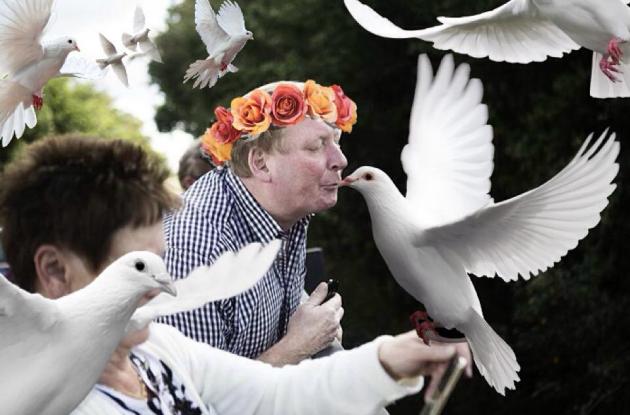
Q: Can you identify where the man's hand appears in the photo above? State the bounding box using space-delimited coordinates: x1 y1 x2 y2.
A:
378 331 465 400
258 282 343 365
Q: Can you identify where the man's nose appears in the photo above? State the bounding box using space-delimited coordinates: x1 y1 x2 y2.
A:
329 144 348 171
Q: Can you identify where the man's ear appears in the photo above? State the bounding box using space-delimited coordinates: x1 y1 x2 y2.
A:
248 147 271 182
33 245 71 299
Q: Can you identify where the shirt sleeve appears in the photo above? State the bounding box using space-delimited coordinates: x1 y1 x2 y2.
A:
168 326 424 415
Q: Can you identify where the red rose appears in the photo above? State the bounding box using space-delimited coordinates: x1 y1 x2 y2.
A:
270 84 307 126
211 106 241 144
331 85 358 133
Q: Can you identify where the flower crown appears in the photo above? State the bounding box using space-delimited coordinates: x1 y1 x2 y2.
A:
201 80 358 165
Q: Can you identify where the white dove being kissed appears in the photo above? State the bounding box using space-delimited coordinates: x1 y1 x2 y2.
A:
0 251 176 415
342 54 619 394
184 0 253 89
344 0 630 99
121 5 163 63
0 0 105 148
97 33 129 87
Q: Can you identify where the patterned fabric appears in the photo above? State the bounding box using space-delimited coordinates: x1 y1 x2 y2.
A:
94 351 204 415
160 168 309 358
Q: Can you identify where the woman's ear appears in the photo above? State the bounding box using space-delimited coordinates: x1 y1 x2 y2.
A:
33 245 71 299
248 147 271 182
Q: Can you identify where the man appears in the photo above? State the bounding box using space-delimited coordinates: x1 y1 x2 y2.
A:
162 80 353 364
0 135 463 413
178 139 214 191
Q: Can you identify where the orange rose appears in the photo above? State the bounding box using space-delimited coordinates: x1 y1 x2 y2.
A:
211 106 241 144
201 127 234 165
304 80 337 123
331 85 357 133
270 84 307 126
231 89 272 136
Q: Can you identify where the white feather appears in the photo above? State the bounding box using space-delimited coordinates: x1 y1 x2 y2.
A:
217 0 247 36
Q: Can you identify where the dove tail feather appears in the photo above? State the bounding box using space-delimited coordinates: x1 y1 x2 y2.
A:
590 52 630 98
184 59 220 89
0 80 35 148
96 59 109 70
459 309 520 395
122 33 136 51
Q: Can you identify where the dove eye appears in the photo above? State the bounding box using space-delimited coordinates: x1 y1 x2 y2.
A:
134 260 147 272
364 173 374 181
67 39 72 44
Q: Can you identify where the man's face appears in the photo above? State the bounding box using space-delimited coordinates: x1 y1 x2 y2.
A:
266 118 348 217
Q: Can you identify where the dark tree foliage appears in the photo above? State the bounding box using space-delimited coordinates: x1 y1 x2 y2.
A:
150 1 630 413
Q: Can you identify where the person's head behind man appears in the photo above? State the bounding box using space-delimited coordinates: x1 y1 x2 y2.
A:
178 139 213 191
0 136 179 298
202 80 355 229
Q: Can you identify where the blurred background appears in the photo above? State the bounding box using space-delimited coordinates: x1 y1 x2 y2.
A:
1 0 629 413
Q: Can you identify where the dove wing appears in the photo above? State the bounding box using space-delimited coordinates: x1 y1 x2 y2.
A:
403 54 493 227
0 0 55 75
0 276 61 349
195 0 231 56
216 0 246 36
133 5 146 33
417 131 619 282
344 0 580 63
99 33 117 56
58 54 106 80
128 241 281 331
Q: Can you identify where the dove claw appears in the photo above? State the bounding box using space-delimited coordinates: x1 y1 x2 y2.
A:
410 310 435 345
599 56 622 82
32 95 43 111
607 37 624 65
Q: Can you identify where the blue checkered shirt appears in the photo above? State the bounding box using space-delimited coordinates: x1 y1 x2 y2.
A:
160 168 309 358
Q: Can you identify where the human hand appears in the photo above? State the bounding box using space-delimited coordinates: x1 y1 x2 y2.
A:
378 331 459 400
285 282 344 357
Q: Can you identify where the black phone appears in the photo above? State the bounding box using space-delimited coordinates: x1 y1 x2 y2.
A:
323 278 339 302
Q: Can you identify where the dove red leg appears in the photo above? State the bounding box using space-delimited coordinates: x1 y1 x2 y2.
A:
409 310 436 346
32 95 43 111
600 37 625 82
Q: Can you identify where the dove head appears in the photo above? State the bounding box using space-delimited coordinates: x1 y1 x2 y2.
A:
245 30 254 40
341 166 396 197
107 251 176 298
46 37 80 55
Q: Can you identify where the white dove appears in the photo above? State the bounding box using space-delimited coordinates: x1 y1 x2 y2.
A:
343 0 630 99
0 0 106 148
96 33 129 87
341 54 619 394
0 251 176 415
127 240 281 333
184 0 253 89
121 5 163 63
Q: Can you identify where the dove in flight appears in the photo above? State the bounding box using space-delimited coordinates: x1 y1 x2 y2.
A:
127 240 281 333
184 0 253 89
341 54 619 394
0 0 106 148
343 0 630 99
96 33 129 87
0 251 176 415
121 5 162 63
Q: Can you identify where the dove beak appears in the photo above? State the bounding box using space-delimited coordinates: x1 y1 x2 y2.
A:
74 44 80 52
340 176 357 187
154 273 177 296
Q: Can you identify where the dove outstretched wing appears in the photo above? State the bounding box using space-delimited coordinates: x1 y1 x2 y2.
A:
133 5 146 33
128 240 281 332
344 0 580 63
195 0 231 57
216 0 247 37
417 131 619 282
0 0 55 75
402 54 494 227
